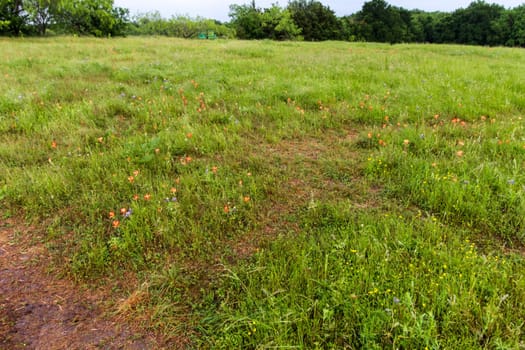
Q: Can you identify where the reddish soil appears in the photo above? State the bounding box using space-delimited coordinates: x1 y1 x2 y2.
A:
0 218 162 350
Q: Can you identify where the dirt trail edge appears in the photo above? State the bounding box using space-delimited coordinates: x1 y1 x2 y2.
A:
0 218 161 350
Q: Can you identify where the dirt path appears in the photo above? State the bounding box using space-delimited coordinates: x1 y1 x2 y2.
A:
0 218 162 350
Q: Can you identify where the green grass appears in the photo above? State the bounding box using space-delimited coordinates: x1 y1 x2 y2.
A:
1 37 525 348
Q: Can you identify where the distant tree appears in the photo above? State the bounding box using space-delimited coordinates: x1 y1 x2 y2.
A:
0 0 26 35
409 11 439 43
56 0 128 37
287 0 341 41
500 5 525 46
433 13 453 43
261 4 301 40
228 1 264 39
354 0 406 43
453 1 505 45
23 0 61 35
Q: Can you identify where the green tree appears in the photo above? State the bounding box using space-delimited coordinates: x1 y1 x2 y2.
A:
502 5 525 46
23 0 61 35
409 11 439 43
287 0 341 41
452 1 505 45
228 1 264 39
354 0 407 43
57 0 128 37
0 0 26 35
261 5 301 40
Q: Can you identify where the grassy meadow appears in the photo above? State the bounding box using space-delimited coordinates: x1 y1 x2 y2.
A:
1 37 525 348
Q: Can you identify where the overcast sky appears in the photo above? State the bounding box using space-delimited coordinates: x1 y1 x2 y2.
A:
114 0 525 22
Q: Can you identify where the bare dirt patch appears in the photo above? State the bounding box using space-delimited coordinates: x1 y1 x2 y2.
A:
228 129 374 260
0 218 164 350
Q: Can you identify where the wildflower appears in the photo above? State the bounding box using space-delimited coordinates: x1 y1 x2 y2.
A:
51 140 57 149
109 211 115 219
186 132 193 139
97 137 104 143
144 193 151 201
170 187 177 194
393 297 400 304
155 148 160 154
133 170 140 176
211 166 218 174
247 172 252 176
112 220 120 228
456 150 464 157
120 208 127 215
367 132 372 139
132 194 139 201
403 139 410 146
128 176 134 183
123 209 132 218
243 196 250 203
224 205 230 214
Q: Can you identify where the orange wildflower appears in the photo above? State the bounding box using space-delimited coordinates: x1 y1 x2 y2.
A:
133 170 140 176
170 187 177 194
211 166 218 174
223 205 230 214
128 176 134 183
120 208 127 215
243 196 251 203
51 140 57 149
112 220 120 228
144 193 151 201
109 211 115 219
132 194 139 201
456 151 464 157
186 133 193 139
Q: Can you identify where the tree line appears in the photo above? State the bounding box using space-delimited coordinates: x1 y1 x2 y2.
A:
1 0 525 47
0 0 128 36
230 0 525 46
